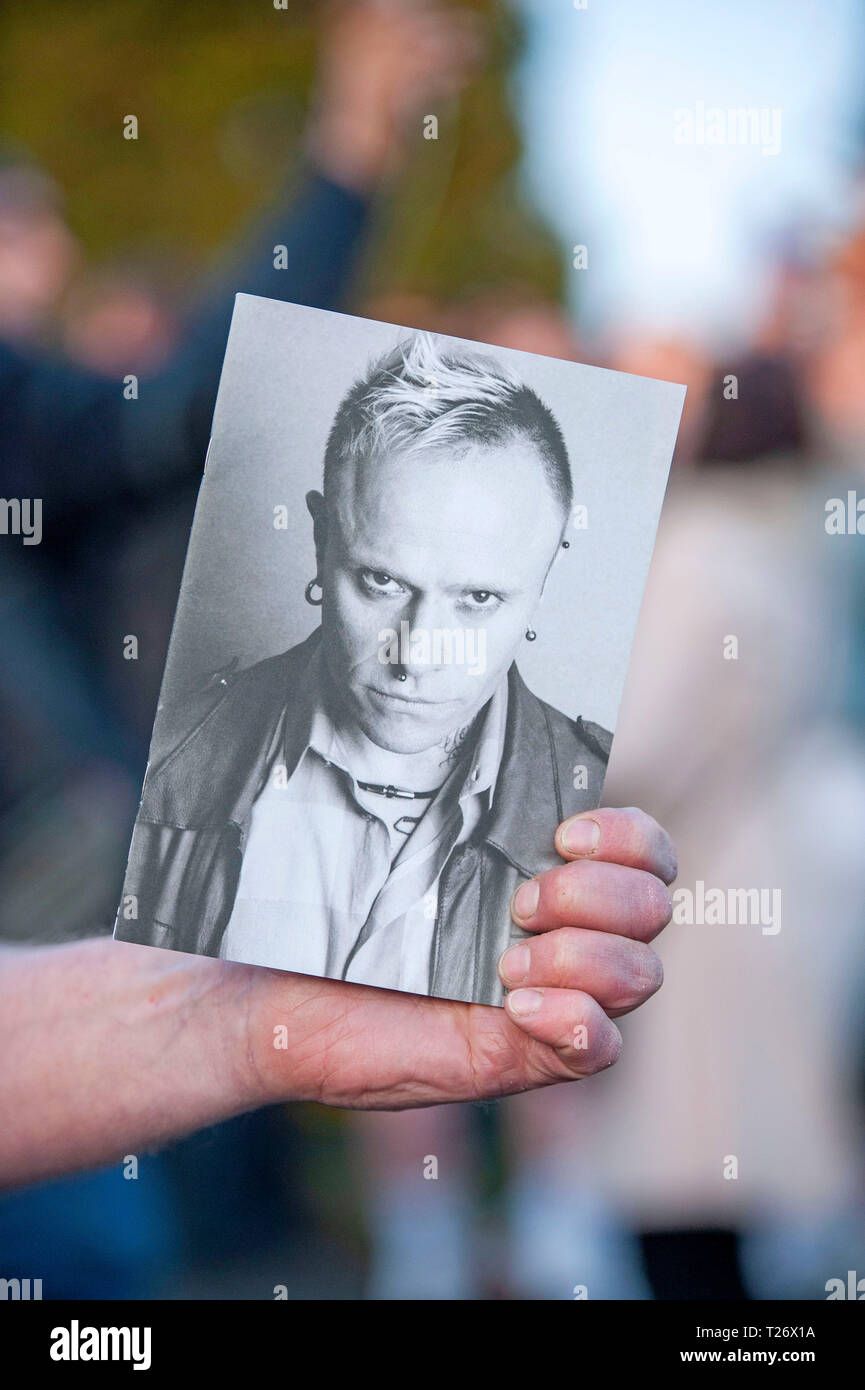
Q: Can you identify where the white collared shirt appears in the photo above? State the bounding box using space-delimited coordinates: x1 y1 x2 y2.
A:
219 679 507 995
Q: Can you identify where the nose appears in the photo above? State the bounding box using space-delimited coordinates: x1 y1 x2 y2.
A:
393 593 453 678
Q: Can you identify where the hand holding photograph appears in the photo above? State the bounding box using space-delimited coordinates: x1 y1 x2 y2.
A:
115 295 684 1005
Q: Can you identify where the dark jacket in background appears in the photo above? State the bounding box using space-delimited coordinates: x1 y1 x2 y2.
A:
0 170 369 519
0 170 369 795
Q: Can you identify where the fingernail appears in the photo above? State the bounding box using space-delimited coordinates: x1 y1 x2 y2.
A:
507 987 544 1017
560 816 601 855
511 879 540 923
499 943 531 985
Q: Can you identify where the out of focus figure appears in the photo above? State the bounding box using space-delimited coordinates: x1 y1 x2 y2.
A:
0 0 482 1299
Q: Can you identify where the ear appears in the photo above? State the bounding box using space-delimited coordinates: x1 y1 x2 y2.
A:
306 490 327 572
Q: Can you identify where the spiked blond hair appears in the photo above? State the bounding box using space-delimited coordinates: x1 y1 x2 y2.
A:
323 332 572 516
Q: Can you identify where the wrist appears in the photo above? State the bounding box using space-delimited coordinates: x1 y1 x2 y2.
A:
189 956 275 1117
111 944 270 1139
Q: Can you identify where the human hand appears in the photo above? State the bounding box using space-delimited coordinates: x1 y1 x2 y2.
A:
306 0 483 192
243 807 676 1110
0 810 673 1185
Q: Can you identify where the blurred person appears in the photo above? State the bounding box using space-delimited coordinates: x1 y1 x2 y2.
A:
0 0 484 793
0 0 483 1296
561 451 865 1300
0 0 483 906
0 1 482 523
514 259 865 1301
501 309 865 1301
491 431 865 1300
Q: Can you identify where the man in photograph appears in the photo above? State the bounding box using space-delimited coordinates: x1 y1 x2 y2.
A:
119 333 611 1005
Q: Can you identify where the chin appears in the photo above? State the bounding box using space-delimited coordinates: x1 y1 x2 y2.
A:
356 713 452 756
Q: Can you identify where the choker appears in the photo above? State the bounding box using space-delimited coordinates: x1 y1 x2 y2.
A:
356 780 438 800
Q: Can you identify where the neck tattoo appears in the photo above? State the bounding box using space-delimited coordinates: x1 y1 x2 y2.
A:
439 720 474 769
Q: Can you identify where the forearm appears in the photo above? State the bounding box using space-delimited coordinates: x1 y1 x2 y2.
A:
122 165 370 499
179 166 369 360
0 938 264 1189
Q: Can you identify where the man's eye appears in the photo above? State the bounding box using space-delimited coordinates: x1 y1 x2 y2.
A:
461 589 501 611
360 569 402 594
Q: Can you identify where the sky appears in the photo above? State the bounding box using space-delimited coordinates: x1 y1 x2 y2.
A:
513 0 865 347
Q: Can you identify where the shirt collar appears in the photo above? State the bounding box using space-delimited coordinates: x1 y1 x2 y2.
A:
456 677 507 804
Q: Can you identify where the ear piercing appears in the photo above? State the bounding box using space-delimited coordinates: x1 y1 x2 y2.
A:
304 578 323 606
525 628 537 641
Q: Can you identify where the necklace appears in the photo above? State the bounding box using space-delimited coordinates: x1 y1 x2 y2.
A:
356 780 438 800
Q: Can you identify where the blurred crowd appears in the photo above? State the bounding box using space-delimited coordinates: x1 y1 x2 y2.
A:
2 0 865 1299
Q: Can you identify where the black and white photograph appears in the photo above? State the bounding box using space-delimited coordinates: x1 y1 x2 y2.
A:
115 294 684 1005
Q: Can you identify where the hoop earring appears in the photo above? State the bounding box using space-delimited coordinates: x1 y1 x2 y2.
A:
305 578 323 606
525 628 537 642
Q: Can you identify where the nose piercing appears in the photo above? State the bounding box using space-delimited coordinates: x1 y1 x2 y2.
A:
397 672 408 681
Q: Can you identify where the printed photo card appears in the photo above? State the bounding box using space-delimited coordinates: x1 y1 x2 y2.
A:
115 295 685 1006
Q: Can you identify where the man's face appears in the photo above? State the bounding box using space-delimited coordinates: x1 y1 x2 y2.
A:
313 436 564 754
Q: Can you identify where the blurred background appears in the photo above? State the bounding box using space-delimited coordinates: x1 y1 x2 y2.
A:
2 0 865 1299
